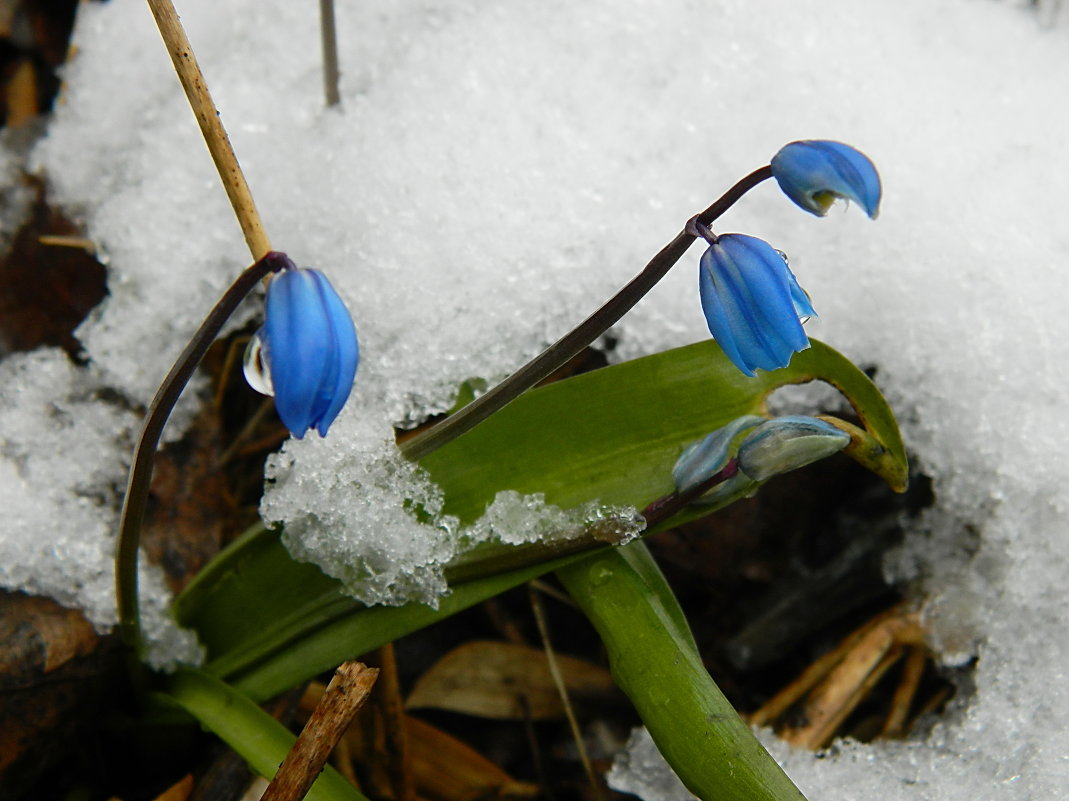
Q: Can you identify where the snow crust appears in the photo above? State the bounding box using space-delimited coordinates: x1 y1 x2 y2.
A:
0 0 1064 796
0 349 201 667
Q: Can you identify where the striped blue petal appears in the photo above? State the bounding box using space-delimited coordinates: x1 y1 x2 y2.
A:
699 234 812 377
262 266 358 438
771 140 881 219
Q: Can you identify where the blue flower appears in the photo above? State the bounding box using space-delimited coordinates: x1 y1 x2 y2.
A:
245 258 359 438
698 233 816 377
771 140 881 219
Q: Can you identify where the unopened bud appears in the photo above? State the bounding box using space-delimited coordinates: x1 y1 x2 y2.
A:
737 416 850 481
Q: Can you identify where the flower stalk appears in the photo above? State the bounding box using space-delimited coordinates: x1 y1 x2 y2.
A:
116 253 286 659
398 165 774 461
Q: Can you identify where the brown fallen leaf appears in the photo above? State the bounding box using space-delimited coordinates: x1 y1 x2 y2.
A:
0 590 117 795
405 640 616 721
153 773 194 801
0 179 108 359
406 715 539 801
300 683 538 801
140 400 231 594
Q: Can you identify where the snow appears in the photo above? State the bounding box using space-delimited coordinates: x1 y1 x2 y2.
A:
0 0 1063 796
0 349 201 668
0 138 32 254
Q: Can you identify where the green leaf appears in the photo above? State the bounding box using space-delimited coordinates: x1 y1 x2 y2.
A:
557 542 806 801
160 668 368 801
176 338 905 697
418 338 906 527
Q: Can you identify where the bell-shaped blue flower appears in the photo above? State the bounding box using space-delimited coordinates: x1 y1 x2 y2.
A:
771 140 881 219
246 260 359 438
698 233 816 377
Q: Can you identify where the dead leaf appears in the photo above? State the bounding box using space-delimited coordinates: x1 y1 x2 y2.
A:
0 590 118 795
407 715 539 801
153 774 194 801
405 640 615 721
141 401 231 594
0 178 107 359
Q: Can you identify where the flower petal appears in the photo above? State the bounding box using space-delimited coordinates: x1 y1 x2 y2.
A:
699 234 811 376
771 140 881 219
308 270 359 436
263 267 358 438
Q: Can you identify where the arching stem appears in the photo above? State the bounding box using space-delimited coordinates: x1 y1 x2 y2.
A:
116 253 286 659
399 165 773 461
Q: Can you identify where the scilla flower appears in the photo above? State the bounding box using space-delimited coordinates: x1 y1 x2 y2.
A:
771 140 881 219
244 254 359 438
695 226 816 377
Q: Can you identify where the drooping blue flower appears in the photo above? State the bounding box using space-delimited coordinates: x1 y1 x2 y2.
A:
771 140 881 219
245 258 359 438
698 233 816 377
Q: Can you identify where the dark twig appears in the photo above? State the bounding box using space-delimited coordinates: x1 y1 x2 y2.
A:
116 252 286 659
399 165 773 461
319 0 341 107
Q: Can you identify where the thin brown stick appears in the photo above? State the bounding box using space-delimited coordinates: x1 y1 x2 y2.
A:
528 585 603 801
371 644 415 801
749 605 903 728
145 0 272 260
260 661 379 801
881 645 928 738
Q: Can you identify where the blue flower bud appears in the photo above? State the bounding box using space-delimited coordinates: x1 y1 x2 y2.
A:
672 415 763 494
245 259 359 438
771 140 881 219
736 415 851 481
698 233 816 377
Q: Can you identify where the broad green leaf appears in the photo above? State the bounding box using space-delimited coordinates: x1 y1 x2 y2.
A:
418 338 905 526
176 338 906 698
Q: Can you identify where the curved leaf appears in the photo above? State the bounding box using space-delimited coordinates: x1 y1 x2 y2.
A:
557 542 806 801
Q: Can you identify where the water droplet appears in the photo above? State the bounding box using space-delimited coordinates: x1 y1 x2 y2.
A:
243 330 275 396
588 565 615 586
